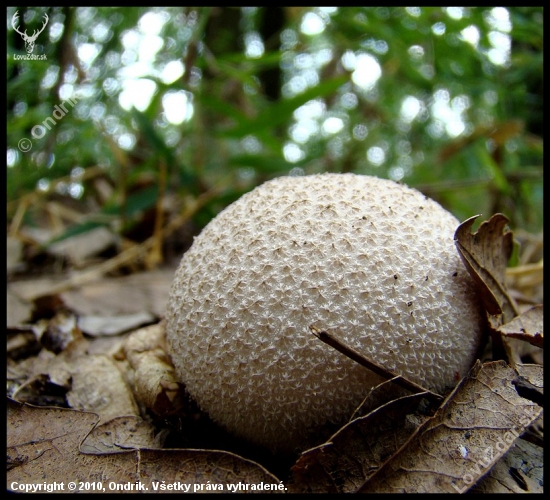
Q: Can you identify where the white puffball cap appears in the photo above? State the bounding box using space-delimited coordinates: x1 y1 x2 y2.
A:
165 173 484 452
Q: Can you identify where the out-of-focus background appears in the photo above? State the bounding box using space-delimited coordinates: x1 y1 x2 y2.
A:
7 6 543 269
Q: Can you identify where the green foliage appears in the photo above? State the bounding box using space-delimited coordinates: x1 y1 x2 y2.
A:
7 7 543 234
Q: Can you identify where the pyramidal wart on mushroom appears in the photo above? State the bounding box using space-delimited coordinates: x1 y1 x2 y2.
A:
165 173 485 453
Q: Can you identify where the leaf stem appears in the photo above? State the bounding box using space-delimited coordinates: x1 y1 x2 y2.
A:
310 326 443 402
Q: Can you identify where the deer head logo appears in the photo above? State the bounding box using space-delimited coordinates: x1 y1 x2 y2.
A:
12 11 49 54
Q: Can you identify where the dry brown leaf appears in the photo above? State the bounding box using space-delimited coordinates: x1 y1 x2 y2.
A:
81 416 165 453
510 363 544 409
508 229 543 290
515 363 543 389
9 277 72 303
138 449 285 493
123 323 184 416
7 399 284 494
7 326 41 361
7 347 57 395
86 334 129 358
470 438 543 493
40 311 83 354
78 312 155 336
454 213 518 323
522 412 543 449
7 235 25 274
60 268 174 318
13 336 140 424
495 305 543 348
65 354 140 423
7 268 174 318
7 399 138 492
6 288 33 327
507 260 544 304
10 373 71 408
350 377 412 420
47 226 120 267
357 361 542 493
288 392 431 493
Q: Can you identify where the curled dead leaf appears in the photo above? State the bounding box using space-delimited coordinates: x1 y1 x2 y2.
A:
495 305 543 349
123 322 185 416
454 213 518 323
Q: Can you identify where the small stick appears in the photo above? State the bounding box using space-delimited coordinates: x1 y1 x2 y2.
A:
310 325 443 402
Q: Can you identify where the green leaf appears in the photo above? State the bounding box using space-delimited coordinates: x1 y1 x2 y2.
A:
221 75 348 138
130 108 173 163
474 144 511 195
228 154 309 173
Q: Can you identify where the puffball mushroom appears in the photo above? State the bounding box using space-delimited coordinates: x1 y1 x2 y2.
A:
165 173 484 453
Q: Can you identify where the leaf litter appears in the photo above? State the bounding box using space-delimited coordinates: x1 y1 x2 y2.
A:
6 213 543 492
8 399 281 493
356 361 542 493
